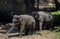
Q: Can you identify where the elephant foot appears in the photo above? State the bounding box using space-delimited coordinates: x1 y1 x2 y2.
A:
4 36 9 39
18 36 22 38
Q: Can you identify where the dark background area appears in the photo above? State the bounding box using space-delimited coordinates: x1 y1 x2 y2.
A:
0 0 60 25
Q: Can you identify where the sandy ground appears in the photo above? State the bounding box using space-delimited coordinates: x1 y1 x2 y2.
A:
0 30 56 39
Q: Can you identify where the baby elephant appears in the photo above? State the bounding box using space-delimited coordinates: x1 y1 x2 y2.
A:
5 14 35 39
32 11 53 31
39 11 53 30
18 15 36 37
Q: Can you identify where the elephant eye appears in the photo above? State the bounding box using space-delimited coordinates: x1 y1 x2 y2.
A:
17 18 19 20
14 21 18 23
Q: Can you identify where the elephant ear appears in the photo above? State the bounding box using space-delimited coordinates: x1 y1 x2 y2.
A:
35 12 40 21
19 17 24 22
32 11 40 21
49 14 53 20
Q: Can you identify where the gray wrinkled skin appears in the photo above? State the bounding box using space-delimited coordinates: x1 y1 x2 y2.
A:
19 15 35 37
33 11 53 30
5 14 35 39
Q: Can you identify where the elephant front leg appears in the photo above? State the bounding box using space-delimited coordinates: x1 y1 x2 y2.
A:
19 21 25 38
33 22 36 35
39 21 43 31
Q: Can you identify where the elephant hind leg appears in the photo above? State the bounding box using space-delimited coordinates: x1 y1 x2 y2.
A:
25 28 29 35
29 21 35 35
32 22 36 34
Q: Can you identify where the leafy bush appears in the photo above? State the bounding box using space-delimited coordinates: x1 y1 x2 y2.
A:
51 10 60 15
53 26 60 32
51 10 60 39
52 26 60 39
51 10 60 32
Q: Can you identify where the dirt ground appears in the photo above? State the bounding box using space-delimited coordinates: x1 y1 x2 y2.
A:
0 30 56 39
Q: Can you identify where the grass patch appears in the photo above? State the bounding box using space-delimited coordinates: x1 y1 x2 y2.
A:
53 26 60 39
53 31 60 39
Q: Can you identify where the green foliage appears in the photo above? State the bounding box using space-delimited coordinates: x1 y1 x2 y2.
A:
53 26 60 32
51 10 60 39
52 26 60 39
51 10 60 15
